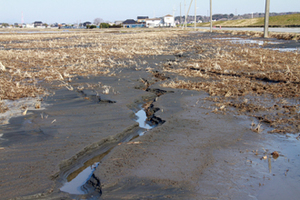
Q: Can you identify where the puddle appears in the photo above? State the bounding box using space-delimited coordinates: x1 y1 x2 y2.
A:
269 48 300 52
256 133 300 199
213 37 300 52
213 37 282 46
60 107 155 195
232 39 264 46
60 163 100 194
135 109 153 135
60 148 112 195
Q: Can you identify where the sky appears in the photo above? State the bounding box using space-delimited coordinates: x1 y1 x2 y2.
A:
0 0 299 24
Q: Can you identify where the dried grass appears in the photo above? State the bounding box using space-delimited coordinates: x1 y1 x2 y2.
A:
1 29 299 133
0 102 8 113
161 33 300 134
0 30 181 102
162 37 299 98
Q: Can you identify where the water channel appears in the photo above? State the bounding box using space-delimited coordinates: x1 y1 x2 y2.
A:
60 107 155 195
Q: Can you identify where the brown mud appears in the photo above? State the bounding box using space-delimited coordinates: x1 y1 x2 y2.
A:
0 29 299 200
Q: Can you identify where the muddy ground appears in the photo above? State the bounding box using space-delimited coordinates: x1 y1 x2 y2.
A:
0 29 299 200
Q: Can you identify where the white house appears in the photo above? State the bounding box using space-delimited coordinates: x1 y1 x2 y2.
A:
145 18 162 28
25 24 34 28
163 14 175 27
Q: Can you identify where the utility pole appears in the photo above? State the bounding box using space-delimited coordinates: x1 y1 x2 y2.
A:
187 0 194 29
194 0 197 30
184 0 187 29
180 3 182 26
210 0 212 32
173 6 176 27
21 11 24 24
264 0 270 38
184 0 194 29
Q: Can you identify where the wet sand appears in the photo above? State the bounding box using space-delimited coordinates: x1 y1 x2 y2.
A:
0 30 299 200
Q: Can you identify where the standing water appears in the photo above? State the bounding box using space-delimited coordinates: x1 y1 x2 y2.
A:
60 108 155 195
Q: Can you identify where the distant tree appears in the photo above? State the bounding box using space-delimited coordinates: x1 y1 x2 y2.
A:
229 13 234 18
2 23 9 27
87 25 97 29
94 18 104 25
100 23 110 28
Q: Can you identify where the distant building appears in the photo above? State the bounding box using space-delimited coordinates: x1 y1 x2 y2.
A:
146 18 162 28
123 19 136 28
50 23 59 28
122 19 136 25
34 21 43 27
137 16 149 23
26 24 34 28
163 15 175 27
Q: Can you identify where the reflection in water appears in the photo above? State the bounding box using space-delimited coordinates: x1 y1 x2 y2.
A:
268 156 272 173
135 109 152 130
60 108 154 195
60 148 112 195
60 163 99 195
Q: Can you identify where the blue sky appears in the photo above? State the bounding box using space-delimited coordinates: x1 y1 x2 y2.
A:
0 0 299 24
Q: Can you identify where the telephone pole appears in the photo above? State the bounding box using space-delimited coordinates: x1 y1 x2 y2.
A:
184 0 187 29
187 0 194 29
264 0 270 38
210 0 212 32
194 0 197 30
21 11 24 24
180 2 182 26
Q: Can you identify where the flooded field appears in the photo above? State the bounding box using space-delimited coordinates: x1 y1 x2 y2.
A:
0 29 299 199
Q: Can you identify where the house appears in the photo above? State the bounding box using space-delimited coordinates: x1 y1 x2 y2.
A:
122 19 139 28
163 14 175 27
26 24 34 28
137 16 149 23
50 23 59 28
34 21 43 27
145 18 162 28
122 19 136 25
